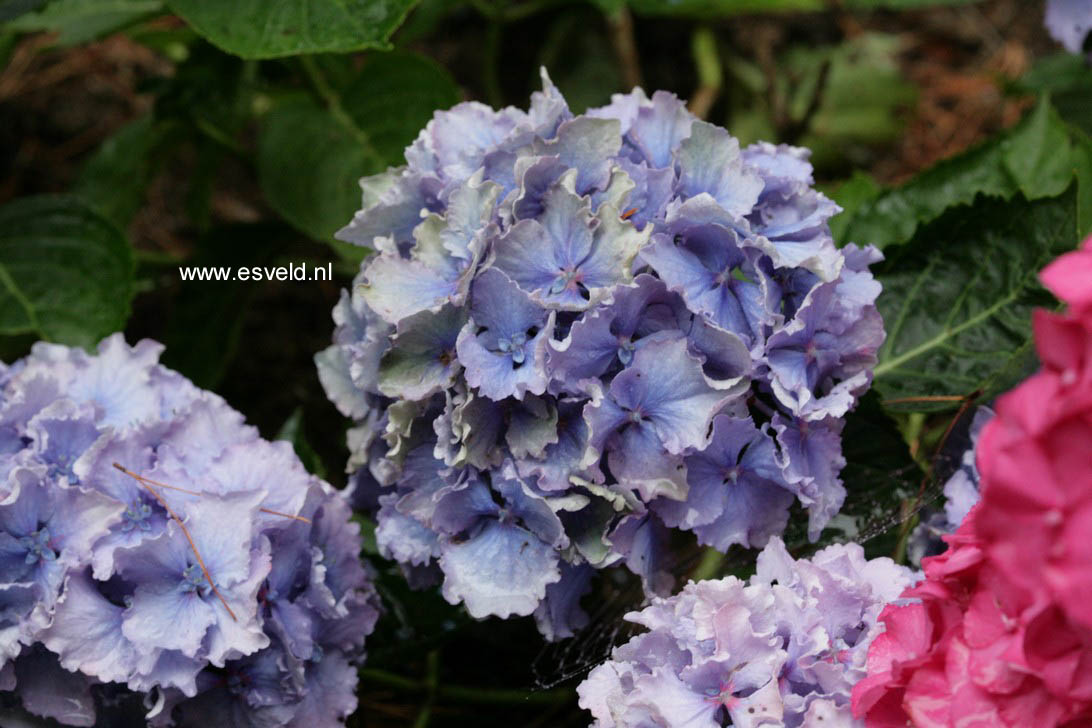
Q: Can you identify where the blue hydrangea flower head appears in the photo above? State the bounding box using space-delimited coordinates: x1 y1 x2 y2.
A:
0 335 380 727
576 537 918 727
320 71 886 635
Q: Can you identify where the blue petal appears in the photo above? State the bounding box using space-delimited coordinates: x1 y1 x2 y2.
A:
378 305 466 400
533 561 593 641
539 116 622 195
676 121 764 219
772 414 846 540
456 269 553 401
592 335 738 456
439 519 561 619
626 90 694 169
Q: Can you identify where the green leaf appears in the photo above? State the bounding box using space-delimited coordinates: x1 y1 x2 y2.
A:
165 0 419 59
799 33 916 153
1001 96 1073 200
74 116 175 229
342 50 460 166
835 391 924 559
5 0 163 45
0 0 46 23
872 188 1078 412
257 100 379 243
276 407 328 479
828 171 881 244
1074 132 1092 238
1016 53 1092 136
0 195 133 348
839 97 1075 250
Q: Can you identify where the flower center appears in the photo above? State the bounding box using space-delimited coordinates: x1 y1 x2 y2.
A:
617 337 636 366
496 332 529 365
48 455 79 485
704 678 741 710
20 528 57 565
121 501 153 533
549 268 579 295
180 563 212 597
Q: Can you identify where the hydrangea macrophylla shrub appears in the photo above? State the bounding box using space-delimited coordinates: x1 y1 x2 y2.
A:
318 72 886 633
576 537 917 728
0 335 379 727
852 236 1092 727
1046 0 1092 60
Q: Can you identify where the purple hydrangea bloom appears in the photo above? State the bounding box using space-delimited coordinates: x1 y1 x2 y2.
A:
576 537 918 728
0 335 380 727
1046 0 1092 60
320 71 885 634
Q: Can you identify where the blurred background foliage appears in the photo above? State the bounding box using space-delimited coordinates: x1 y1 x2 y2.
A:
0 1 1090 725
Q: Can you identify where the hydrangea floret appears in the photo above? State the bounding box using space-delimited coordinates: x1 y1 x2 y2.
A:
852 236 1092 727
318 71 886 634
0 335 379 727
576 537 917 727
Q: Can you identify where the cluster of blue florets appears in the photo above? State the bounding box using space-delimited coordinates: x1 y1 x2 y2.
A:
577 538 917 727
319 72 885 635
0 335 378 727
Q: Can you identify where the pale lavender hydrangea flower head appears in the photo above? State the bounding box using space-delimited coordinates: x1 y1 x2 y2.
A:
0 335 379 727
319 71 885 636
576 537 917 728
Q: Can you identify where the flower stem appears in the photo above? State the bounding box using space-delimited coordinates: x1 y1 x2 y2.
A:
298 55 384 169
360 667 575 706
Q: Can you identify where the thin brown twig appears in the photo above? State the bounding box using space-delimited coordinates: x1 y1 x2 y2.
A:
605 6 642 91
113 466 311 524
882 394 967 405
113 462 237 622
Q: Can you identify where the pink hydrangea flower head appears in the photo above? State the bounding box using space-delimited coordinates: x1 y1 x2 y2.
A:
853 238 1092 727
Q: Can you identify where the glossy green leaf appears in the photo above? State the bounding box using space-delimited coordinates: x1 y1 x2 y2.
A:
1001 96 1073 201
165 0 419 59
5 0 163 44
872 188 1079 412
839 98 1077 250
342 50 460 166
257 100 379 243
0 196 133 348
